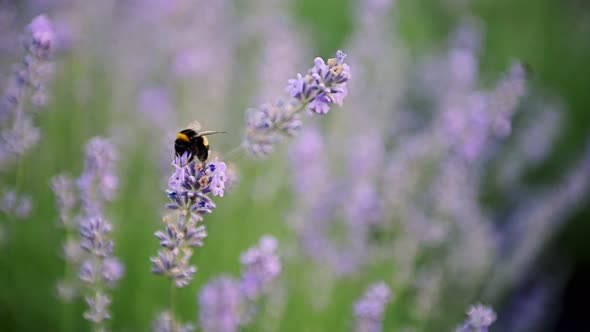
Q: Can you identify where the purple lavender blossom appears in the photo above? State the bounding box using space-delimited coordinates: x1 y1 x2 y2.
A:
153 311 195 332
0 117 41 156
243 100 302 156
83 291 112 323
455 303 497 332
198 235 282 332
488 62 528 138
287 50 350 114
49 137 124 324
209 157 227 197
244 50 351 157
287 127 329 197
0 189 32 219
137 87 174 128
77 137 118 216
239 235 281 300
51 174 77 227
51 174 82 301
199 276 243 332
78 215 124 325
151 153 227 287
440 62 527 161
0 14 56 167
353 282 392 332
26 14 57 61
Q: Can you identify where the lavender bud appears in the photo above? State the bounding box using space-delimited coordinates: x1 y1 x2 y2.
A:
83 292 111 323
26 14 56 61
239 235 281 300
50 174 76 227
77 137 118 216
79 261 97 284
1 189 32 219
153 311 195 332
353 282 392 332
455 303 497 332
102 257 124 284
198 276 243 332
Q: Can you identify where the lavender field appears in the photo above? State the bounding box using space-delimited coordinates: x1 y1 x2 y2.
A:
1 0 589 331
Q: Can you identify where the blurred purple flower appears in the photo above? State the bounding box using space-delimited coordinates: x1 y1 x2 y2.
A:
137 87 174 128
27 14 56 60
83 291 111 323
77 137 118 216
48 137 124 325
243 100 302 156
0 117 41 157
455 303 497 332
439 52 528 161
78 214 124 324
102 257 125 284
198 235 282 331
289 129 382 276
199 276 243 332
353 282 392 332
51 173 82 302
0 14 56 171
62 238 84 264
239 235 281 300
0 189 32 219
153 311 195 332
51 174 77 227
287 127 329 198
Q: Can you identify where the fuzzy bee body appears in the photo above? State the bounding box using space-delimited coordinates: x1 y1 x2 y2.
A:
174 122 224 164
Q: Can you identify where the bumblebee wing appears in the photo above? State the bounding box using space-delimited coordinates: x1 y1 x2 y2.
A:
185 120 202 132
197 130 226 136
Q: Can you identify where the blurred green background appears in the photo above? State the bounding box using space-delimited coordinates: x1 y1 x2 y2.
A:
1 0 589 331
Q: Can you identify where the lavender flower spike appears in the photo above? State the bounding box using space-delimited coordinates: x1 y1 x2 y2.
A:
78 215 124 327
287 50 351 114
239 235 281 300
244 50 351 157
455 303 497 332
51 174 81 301
353 282 393 332
0 14 55 165
199 276 243 332
77 137 118 217
0 189 32 219
198 235 282 332
51 174 76 227
151 153 227 287
153 311 195 332
27 14 57 61
72 137 123 329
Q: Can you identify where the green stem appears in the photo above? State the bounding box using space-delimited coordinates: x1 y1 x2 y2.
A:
169 279 176 332
274 99 310 131
61 225 74 332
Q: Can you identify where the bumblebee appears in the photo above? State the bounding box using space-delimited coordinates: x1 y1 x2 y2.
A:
175 121 225 164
